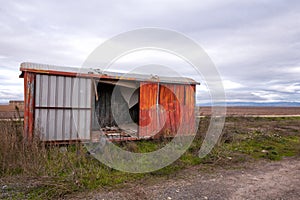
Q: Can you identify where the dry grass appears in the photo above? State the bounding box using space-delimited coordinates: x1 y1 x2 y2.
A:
0 119 83 198
0 118 142 199
0 119 40 175
0 117 85 176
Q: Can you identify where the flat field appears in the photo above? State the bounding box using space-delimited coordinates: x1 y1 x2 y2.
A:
198 106 300 116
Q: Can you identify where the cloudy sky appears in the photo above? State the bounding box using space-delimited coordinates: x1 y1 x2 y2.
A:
0 0 300 104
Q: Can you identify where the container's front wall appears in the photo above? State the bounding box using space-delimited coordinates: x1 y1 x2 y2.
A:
139 82 195 138
139 82 158 138
34 74 91 141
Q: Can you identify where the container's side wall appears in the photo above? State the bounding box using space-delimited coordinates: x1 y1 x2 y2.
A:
34 74 91 141
139 82 158 138
23 72 35 139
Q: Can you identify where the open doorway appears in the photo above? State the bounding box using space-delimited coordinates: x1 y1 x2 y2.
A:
91 79 139 140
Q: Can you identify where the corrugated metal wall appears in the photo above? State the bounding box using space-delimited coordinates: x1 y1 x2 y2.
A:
34 74 91 141
139 82 159 138
139 82 195 138
159 84 181 135
158 84 195 136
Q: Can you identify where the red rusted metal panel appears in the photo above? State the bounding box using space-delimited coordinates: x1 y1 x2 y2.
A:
139 82 196 138
139 82 158 138
159 84 179 136
157 84 195 137
183 84 196 135
23 72 35 140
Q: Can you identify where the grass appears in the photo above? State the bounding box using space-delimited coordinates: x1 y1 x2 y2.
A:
0 116 299 199
227 134 299 160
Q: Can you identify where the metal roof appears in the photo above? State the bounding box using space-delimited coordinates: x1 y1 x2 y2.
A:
20 62 200 85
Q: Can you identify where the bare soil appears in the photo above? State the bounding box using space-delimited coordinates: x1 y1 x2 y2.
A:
69 157 300 200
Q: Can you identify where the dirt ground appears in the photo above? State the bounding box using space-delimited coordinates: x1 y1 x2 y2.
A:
68 157 300 200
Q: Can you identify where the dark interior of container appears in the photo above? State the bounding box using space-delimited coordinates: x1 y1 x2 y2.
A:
92 81 139 133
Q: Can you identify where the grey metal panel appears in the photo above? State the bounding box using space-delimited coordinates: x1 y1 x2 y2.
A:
57 76 64 107
49 76 56 107
48 109 56 140
78 110 86 139
72 77 80 108
72 109 79 139
65 77 72 107
64 110 71 140
79 78 86 108
86 110 91 138
35 75 40 106
86 79 91 108
40 75 48 107
34 74 92 141
40 109 48 140
56 110 63 140
34 109 40 130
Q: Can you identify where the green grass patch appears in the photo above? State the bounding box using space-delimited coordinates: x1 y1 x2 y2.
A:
227 135 300 160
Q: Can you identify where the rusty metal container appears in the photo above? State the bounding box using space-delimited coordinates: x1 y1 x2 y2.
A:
20 62 199 142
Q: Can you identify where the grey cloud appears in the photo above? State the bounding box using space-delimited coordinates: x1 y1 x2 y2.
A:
0 0 300 104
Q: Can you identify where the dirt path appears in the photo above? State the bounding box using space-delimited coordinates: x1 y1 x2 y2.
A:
69 157 300 200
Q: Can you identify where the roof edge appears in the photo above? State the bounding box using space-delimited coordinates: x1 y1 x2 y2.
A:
20 62 200 85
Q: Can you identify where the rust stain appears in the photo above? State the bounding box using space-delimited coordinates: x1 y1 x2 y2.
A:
23 72 35 140
139 82 158 138
139 82 196 138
